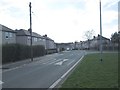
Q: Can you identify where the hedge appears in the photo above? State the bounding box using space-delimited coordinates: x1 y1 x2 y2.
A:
2 44 45 64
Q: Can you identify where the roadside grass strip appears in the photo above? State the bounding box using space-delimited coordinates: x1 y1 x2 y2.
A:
60 53 118 88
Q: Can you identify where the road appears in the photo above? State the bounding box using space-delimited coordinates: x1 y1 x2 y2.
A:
2 50 85 88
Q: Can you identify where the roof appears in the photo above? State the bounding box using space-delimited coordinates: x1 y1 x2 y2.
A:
80 35 110 44
56 43 73 45
16 29 43 38
94 35 110 41
0 24 16 33
43 35 54 41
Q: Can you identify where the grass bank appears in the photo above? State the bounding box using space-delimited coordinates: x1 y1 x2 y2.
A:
60 53 118 88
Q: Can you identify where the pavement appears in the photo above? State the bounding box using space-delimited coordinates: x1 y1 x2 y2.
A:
2 50 86 88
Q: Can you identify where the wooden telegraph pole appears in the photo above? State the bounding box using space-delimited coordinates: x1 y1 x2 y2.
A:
29 2 33 61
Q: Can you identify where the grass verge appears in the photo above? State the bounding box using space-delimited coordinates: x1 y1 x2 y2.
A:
60 53 118 88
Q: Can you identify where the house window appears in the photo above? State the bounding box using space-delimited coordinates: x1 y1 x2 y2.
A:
28 36 31 40
39 38 42 41
34 37 37 42
9 33 13 38
42 39 45 41
5 32 9 39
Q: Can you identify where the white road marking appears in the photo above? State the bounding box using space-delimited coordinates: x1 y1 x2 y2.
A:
54 59 68 66
67 60 75 66
48 59 62 65
55 61 63 66
41 59 56 65
0 80 4 85
63 59 68 62
49 55 84 88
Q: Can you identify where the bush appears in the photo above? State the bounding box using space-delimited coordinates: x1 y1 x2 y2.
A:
2 44 17 63
33 45 45 57
2 44 45 64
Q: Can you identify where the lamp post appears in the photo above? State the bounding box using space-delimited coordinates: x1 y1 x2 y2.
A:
99 0 103 61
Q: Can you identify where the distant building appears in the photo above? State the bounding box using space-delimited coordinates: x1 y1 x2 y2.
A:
16 29 46 47
56 43 74 51
0 24 16 44
74 41 81 50
80 35 110 50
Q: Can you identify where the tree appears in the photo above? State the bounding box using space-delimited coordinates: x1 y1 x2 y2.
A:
84 29 95 49
111 32 120 51
111 32 119 43
84 29 95 40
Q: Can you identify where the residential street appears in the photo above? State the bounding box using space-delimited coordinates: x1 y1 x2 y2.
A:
2 50 85 88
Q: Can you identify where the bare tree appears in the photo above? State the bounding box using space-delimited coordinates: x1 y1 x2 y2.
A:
83 29 95 49
84 29 95 40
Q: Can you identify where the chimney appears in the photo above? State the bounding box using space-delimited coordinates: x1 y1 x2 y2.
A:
98 34 100 37
45 34 47 37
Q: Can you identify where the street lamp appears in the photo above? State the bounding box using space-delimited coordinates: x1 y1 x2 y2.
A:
99 0 103 61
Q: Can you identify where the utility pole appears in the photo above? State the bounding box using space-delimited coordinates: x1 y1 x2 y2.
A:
29 2 33 61
99 0 103 61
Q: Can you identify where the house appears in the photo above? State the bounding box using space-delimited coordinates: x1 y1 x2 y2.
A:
0 24 16 45
89 35 110 50
80 35 110 50
80 41 89 50
43 35 56 49
74 41 82 50
16 29 46 47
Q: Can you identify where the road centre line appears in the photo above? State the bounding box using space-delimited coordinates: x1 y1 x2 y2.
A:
49 55 84 88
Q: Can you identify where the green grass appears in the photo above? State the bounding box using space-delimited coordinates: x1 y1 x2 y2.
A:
60 53 118 88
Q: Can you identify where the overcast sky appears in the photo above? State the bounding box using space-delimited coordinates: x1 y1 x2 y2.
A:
0 0 119 43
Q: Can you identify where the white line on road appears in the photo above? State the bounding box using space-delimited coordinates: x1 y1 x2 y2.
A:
49 55 84 88
63 59 68 62
67 60 75 66
54 59 69 66
43 59 57 65
54 61 63 66
43 59 62 65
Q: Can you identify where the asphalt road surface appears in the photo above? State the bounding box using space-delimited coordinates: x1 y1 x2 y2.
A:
2 50 86 88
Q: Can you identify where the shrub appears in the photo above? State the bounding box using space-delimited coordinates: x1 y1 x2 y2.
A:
2 44 45 64
33 45 45 57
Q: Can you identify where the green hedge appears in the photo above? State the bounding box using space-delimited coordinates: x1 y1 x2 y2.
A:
2 44 45 64
33 45 45 57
